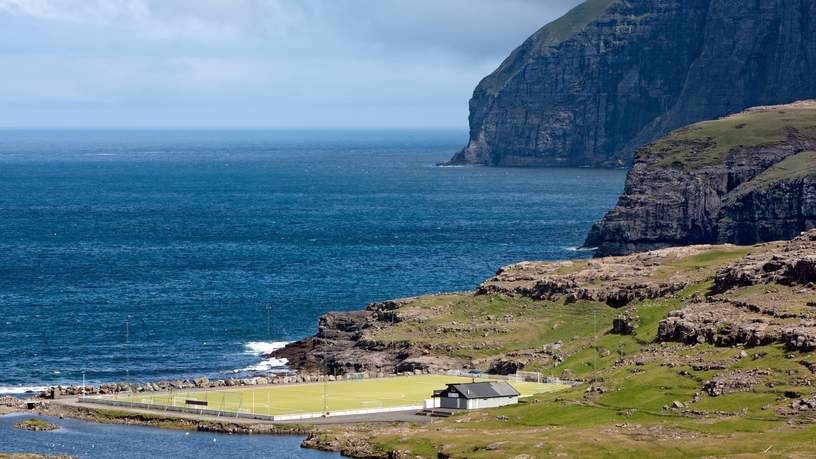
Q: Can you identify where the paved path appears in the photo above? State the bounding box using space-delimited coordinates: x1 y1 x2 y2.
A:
54 397 433 426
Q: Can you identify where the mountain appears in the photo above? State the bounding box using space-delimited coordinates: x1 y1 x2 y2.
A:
445 0 816 167
585 101 816 256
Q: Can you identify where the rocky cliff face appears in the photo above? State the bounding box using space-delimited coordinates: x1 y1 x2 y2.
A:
585 101 816 256
446 0 816 167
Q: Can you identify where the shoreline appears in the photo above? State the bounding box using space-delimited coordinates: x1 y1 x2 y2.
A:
1 394 420 458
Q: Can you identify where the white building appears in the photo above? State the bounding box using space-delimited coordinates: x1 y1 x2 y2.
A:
429 381 520 410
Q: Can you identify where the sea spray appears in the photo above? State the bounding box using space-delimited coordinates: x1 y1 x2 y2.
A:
237 342 290 373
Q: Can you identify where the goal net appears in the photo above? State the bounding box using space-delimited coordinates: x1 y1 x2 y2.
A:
513 371 542 383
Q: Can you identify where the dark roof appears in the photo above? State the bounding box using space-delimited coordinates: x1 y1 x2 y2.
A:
435 381 520 399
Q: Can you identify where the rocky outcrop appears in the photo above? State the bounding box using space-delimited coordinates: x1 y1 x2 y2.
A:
14 419 58 432
586 102 816 256
478 244 718 307
612 313 639 335
447 0 816 167
658 230 816 350
713 230 816 292
703 369 770 397
272 298 469 375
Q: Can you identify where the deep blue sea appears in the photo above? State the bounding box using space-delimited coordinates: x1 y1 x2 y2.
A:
0 129 625 392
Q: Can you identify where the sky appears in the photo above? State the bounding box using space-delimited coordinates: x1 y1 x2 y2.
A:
0 0 582 128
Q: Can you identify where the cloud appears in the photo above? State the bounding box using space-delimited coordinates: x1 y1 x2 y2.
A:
0 0 582 127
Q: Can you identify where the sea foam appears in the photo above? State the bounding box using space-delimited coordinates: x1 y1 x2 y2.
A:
0 385 49 395
236 341 290 373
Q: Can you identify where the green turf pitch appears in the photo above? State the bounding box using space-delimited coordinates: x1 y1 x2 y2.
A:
125 375 567 416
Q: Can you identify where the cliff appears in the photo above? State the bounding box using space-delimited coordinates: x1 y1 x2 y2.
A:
585 101 816 256
446 0 816 167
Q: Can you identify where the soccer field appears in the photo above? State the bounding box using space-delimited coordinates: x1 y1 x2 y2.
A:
123 375 566 416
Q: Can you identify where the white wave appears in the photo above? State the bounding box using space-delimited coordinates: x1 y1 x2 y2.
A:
238 357 290 373
234 341 290 373
564 246 597 252
0 385 49 395
244 341 289 356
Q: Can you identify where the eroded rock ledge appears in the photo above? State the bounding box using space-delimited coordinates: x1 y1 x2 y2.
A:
477 244 718 307
659 231 816 350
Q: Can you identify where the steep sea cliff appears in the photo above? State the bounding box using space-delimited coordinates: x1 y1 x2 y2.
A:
447 0 816 167
586 101 816 256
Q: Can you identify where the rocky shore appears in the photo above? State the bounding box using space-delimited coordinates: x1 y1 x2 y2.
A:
5 231 816 457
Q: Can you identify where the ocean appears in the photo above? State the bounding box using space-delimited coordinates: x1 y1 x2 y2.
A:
0 129 625 392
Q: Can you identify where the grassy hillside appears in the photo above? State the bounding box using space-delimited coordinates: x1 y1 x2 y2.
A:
309 237 816 458
641 102 816 169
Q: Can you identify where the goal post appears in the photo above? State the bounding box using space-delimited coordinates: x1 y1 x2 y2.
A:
513 371 543 383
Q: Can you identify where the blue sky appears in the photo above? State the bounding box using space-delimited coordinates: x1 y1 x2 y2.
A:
0 0 581 128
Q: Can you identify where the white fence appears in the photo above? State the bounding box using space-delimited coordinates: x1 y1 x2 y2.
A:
79 396 423 422
445 369 575 386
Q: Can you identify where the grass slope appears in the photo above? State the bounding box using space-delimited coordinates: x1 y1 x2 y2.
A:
726 150 816 200
313 244 816 458
641 103 816 169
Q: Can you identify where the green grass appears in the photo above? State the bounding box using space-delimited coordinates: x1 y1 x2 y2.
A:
371 294 621 363
18 419 51 428
481 0 615 97
123 375 567 416
642 104 816 169
651 247 753 282
306 241 816 457
726 150 816 200
536 0 616 47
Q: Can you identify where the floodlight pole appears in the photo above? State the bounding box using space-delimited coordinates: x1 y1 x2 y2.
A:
593 309 597 371
266 305 272 339
125 318 130 378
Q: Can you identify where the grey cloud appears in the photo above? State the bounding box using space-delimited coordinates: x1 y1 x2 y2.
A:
0 0 582 127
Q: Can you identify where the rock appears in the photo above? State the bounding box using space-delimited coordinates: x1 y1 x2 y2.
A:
713 231 816 292
703 369 770 396
478 247 715 307
15 418 58 432
672 400 685 409
271 297 471 375
193 377 209 388
658 230 816 350
488 359 526 375
612 314 639 335
586 103 816 257
446 1 816 168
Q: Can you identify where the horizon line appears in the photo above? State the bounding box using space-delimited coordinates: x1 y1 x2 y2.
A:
0 125 468 131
